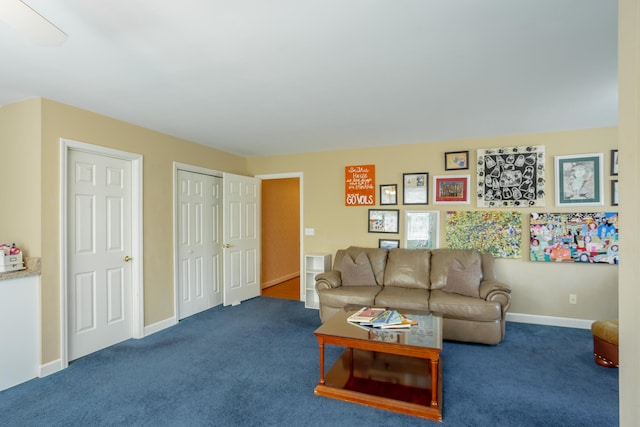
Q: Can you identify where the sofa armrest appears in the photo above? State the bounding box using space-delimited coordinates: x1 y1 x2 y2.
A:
480 280 512 314
315 271 342 291
479 279 510 297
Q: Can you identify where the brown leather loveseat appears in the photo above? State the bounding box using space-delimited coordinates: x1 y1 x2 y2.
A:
315 246 512 344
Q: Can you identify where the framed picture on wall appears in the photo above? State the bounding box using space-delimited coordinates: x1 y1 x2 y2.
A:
378 239 400 249
379 184 397 205
477 145 546 208
444 151 469 170
404 210 439 249
611 180 619 206
554 153 604 207
403 172 428 205
433 175 470 204
610 149 618 176
368 209 399 233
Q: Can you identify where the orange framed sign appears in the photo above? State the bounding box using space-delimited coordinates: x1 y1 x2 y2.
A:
345 164 375 206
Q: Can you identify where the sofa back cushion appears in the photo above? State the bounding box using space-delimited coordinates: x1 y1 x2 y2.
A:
480 252 496 281
429 249 484 290
341 251 377 286
383 249 431 289
334 246 388 285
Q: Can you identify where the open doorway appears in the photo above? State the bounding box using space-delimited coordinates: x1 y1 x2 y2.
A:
260 175 302 301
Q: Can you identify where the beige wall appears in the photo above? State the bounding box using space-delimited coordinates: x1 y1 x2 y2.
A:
0 99 42 256
247 127 619 321
618 0 639 424
32 98 246 363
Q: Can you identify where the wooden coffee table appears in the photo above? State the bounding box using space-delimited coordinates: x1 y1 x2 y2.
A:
314 308 443 421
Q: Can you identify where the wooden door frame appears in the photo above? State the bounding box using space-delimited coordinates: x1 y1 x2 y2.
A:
59 139 144 369
172 162 223 319
256 172 304 302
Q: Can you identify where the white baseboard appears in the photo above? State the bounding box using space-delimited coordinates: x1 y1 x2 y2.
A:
144 316 177 337
507 312 594 330
262 272 299 289
39 359 64 378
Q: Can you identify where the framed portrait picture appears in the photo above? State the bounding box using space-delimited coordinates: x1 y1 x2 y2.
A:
403 172 428 205
368 209 399 233
610 149 618 176
555 153 604 207
379 184 397 205
433 175 470 204
444 151 469 170
611 180 619 206
404 210 440 249
378 239 400 250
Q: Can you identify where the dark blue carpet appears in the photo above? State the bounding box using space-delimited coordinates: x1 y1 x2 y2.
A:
0 297 618 426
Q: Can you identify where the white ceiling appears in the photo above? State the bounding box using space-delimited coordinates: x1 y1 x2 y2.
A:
0 0 618 157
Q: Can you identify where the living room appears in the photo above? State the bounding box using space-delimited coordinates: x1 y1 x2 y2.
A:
0 1 638 425
248 126 619 327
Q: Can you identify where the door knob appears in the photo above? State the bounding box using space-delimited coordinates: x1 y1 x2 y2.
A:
123 255 132 262
223 243 233 248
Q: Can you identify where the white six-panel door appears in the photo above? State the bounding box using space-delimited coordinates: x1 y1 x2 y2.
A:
223 173 261 306
177 170 223 319
67 149 132 361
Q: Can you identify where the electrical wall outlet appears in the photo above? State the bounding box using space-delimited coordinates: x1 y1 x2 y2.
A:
569 294 577 304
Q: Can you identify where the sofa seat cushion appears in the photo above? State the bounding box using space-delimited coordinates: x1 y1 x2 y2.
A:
429 289 501 321
374 287 430 311
318 285 381 308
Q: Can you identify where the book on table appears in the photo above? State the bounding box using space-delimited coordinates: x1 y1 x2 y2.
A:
371 310 402 327
378 312 419 329
348 307 418 329
347 307 387 323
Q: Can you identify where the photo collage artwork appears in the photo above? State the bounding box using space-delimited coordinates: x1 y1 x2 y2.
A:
530 212 619 264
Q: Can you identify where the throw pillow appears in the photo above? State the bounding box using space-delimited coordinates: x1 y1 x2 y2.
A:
442 258 481 297
341 252 377 286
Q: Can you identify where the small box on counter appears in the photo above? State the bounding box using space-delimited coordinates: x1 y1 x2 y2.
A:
0 244 25 273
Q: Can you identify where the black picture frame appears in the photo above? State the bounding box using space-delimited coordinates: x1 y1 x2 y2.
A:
379 184 397 205
611 180 619 206
402 172 428 205
610 149 618 176
444 150 469 170
368 209 399 233
378 239 400 249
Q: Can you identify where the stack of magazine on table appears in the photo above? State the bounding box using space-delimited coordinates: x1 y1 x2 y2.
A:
347 307 418 329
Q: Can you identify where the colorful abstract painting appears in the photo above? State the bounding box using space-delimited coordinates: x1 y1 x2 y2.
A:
530 212 619 264
477 145 545 208
446 211 522 258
